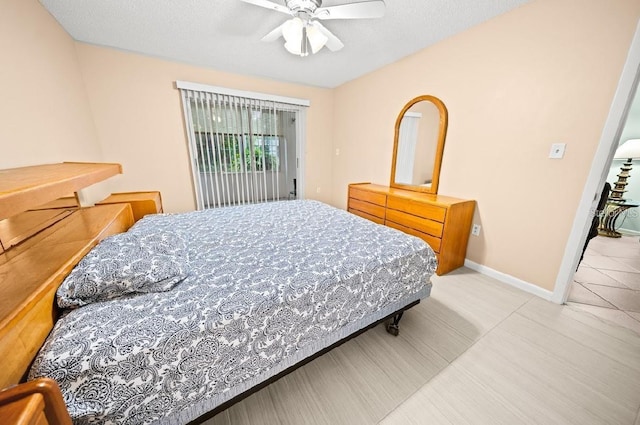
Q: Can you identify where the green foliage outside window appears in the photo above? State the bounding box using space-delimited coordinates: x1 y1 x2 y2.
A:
191 101 282 174
195 134 279 173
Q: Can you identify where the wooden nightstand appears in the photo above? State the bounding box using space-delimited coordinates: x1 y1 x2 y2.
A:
96 191 163 223
0 378 72 425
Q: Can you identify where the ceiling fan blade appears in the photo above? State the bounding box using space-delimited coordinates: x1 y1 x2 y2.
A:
239 0 292 15
261 22 286 42
314 0 385 20
311 21 344 52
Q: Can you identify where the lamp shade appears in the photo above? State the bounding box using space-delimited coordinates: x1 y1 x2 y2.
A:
614 139 640 159
281 17 327 56
306 25 328 54
282 17 303 43
283 18 306 56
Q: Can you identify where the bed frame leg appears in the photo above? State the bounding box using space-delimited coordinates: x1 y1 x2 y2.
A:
386 311 404 336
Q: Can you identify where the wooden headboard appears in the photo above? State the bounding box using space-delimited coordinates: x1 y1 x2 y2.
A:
0 163 134 388
0 162 122 220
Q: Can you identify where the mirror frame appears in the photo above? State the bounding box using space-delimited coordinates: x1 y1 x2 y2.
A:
390 95 448 194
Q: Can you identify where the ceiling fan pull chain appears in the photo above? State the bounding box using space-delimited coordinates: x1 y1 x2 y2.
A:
301 25 307 56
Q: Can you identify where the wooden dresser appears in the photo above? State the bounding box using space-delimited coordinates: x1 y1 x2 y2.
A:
348 183 475 275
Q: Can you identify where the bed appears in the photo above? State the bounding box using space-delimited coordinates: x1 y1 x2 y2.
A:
0 163 437 425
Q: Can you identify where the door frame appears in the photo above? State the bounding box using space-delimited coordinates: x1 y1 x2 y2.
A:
552 20 640 304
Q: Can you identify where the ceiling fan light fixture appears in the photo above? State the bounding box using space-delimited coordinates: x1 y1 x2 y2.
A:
243 0 386 56
306 24 328 54
282 17 302 42
282 17 304 56
281 16 327 56
284 39 308 56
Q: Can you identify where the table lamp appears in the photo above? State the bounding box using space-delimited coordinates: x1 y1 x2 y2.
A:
610 138 640 200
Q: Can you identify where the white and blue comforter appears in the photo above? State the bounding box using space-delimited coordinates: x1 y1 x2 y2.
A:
29 200 436 424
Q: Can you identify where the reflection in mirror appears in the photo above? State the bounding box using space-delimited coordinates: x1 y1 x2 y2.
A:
395 101 440 187
390 95 447 194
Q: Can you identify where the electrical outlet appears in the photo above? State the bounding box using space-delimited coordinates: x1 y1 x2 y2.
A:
471 224 481 236
316 187 321 193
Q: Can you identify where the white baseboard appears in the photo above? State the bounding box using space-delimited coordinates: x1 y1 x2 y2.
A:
464 259 554 302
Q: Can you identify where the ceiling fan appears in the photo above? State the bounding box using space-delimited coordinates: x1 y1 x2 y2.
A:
240 0 386 57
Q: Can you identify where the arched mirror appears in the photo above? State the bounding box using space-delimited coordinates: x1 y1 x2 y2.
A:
390 95 448 194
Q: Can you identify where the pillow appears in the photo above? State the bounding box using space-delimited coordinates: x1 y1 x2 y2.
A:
57 231 189 308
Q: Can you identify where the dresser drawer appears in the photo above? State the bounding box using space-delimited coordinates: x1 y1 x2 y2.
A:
348 198 386 220
385 220 442 253
349 187 387 207
386 209 444 238
387 196 446 222
348 208 385 225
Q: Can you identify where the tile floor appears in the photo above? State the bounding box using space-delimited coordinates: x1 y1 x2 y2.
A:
208 268 640 425
569 234 640 334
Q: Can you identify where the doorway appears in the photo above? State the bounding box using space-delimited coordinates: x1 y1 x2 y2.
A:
565 82 640 332
553 21 640 306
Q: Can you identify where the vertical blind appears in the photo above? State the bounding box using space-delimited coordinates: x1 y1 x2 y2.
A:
178 82 308 210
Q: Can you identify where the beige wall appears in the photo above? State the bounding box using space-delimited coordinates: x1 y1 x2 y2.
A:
75 45 334 213
0 0 102 169
332 0 640 291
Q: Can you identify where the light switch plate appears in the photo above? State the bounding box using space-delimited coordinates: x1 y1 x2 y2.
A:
549 143 566 159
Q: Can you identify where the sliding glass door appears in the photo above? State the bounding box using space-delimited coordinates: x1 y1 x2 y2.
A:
178 83 307 209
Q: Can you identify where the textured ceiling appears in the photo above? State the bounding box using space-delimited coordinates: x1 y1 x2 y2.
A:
39 0 531 88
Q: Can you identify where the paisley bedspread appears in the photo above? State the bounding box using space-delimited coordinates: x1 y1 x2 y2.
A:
29 200 436 424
